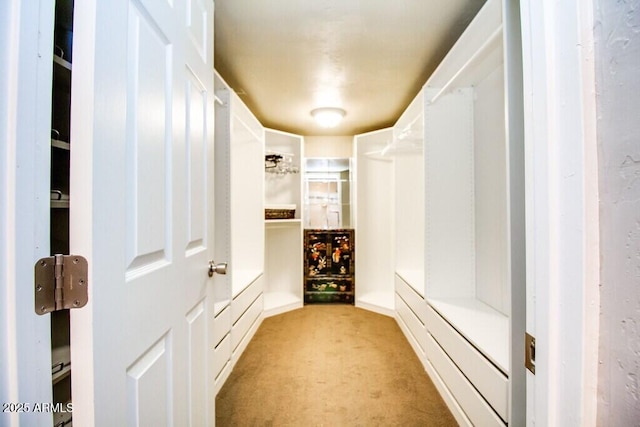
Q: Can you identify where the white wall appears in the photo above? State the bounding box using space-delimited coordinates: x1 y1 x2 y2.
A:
594 0 640 424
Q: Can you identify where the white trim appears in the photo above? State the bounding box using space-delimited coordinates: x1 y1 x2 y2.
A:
520 1 600 425
577 1 600 423
0 0 55 425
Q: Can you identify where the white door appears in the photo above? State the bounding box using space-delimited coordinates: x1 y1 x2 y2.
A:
69 0 216 425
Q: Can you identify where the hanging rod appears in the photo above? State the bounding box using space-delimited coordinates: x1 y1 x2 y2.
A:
265 149 294 157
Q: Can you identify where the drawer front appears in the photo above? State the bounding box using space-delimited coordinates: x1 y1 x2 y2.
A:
213 305 231 347
426 305 508 421
232 294 263 351
232 274 264 323
304 277 354 304
426 334 505 427
395 293 426 354
213 334 231 380
395 274 428 324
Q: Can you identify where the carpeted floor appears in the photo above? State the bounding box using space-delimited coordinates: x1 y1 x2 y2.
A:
216 305 457 426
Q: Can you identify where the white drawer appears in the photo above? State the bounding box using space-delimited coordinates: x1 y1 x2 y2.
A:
232 274 264 323
213 305 231 347
213 334 231 380
426 305 508 421
232 294 263 351
395 274 428 324
395 293 426 354
426 334 505 427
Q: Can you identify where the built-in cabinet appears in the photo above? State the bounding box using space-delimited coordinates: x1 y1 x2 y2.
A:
213 72 265 393
50 1 74 425
356 0 525 424
391 90 429 372
353 129 395 316
264 129 304 316
393 91 425 296
423 0 525 423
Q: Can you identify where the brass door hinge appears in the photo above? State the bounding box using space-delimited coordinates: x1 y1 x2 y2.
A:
525 332 536 374
35 254 88 315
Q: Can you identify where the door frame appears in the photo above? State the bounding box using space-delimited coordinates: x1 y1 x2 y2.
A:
1 0 56 425
2 1 602 425
520 0 600 425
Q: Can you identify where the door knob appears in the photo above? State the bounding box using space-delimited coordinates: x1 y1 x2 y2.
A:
208 261 227 277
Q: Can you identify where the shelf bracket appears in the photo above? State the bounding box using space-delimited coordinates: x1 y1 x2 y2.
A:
34 254 88 315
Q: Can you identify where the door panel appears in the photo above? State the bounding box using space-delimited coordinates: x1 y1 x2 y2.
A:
185 300 207 424
185 68 208 252
70 0 214 424
126 1 172 274
126 335 172 425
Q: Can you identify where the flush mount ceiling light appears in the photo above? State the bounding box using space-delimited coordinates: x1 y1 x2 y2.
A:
311 107 346 128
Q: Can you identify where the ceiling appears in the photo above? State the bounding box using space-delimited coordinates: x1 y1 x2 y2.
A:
214 0 487 136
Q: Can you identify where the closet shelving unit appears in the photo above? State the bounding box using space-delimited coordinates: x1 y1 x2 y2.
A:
392 90 430 381
391 0 525 425
214 74 265 302
263 128 304 316
353 129 395 316
213 72 266 392
393 91 425 296
50 0 74 425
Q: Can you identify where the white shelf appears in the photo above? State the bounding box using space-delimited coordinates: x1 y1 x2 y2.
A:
356 291 395 316
263 292 302 317
53 401 72 426
427 297 509 374
263 128 303 316
394 95 425 296
51 345 71 384
51 199 70 209
52 55 71 92
354 129 396 316
51 139 70 150
264 128 303 218
265 218 301 226
53 54 72 71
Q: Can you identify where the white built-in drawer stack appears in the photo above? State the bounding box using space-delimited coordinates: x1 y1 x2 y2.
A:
394 275 427 365
426 305 508 425
213 305 232 392
231 275 264 362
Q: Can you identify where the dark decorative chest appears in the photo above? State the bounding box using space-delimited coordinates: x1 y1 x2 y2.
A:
304 229 355 304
